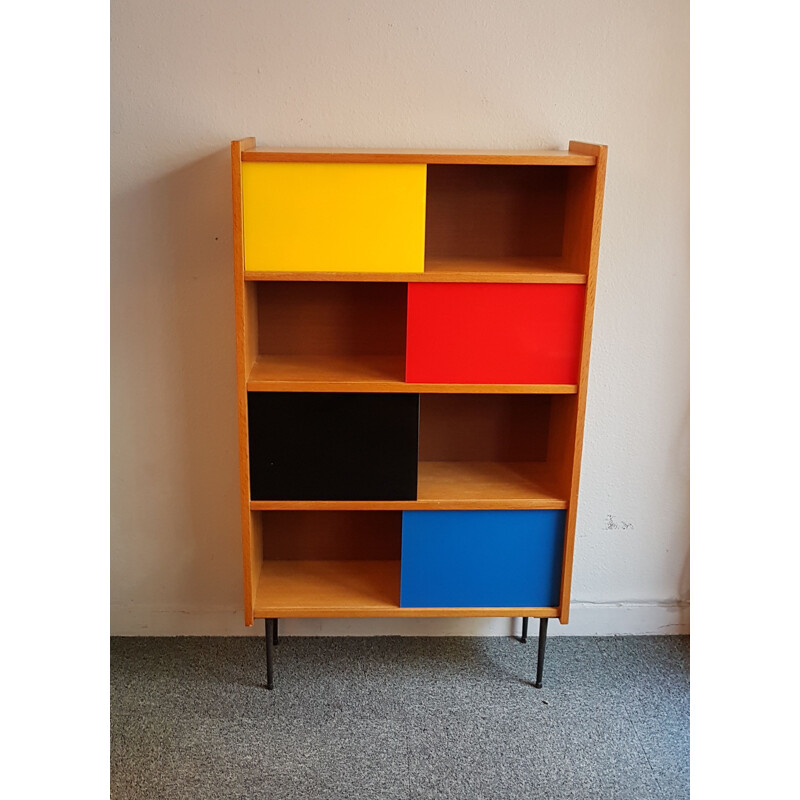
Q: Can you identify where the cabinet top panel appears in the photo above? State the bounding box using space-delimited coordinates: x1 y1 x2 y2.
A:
241 147 597 166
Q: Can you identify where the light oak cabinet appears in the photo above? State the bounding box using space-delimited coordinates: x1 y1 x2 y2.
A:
231 140 607 689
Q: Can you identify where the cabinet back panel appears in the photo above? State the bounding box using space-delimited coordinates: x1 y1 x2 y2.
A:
261 511 401 560
419 394 551 462
425 165 568 259
257 282 407 356
547 394 580 499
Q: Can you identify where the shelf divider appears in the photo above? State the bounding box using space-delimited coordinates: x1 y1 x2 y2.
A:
244 255 587 284
250 461 567 511
247 355 578 394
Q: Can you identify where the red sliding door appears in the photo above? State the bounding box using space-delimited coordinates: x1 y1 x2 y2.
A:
406 283 585 385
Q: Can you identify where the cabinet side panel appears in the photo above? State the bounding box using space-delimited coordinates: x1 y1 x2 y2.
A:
232 138 257 625
547 395 578 498
562 167 594 274
250 511 263 612
559 143 608 622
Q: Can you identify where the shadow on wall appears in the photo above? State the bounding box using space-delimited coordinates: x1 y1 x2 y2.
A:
112 146 243 617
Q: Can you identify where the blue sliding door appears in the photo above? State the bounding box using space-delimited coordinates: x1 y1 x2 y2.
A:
400 510 565 608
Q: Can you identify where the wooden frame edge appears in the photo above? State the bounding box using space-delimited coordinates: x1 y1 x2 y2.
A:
251 608 561 620
559 142 608 624
241 149 595 166
232 138 256 625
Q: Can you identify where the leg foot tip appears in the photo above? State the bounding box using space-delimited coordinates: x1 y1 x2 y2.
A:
520 637 527 644
533 682 542 689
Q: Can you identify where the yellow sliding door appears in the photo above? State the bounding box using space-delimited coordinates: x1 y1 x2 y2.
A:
242 163 426 273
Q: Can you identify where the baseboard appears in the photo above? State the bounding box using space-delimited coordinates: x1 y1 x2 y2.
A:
111 601 688 637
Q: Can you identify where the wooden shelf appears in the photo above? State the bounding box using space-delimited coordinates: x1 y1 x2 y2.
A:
244 255 587 284
250 461 566 511
255 560 400 617
246 354 578 394
248 354 404 389
254 560 560 618
417 461 566 508
242 147 596 166
423 257 586 283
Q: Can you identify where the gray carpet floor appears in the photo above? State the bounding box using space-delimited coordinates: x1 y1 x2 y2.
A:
111 635 689 800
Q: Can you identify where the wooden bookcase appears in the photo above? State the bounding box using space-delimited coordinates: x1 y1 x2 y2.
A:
231 140 607 688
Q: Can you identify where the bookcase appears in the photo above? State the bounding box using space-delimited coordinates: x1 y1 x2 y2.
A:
231 140 607 689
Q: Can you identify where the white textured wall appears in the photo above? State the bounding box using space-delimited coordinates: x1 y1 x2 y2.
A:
111 0 688 636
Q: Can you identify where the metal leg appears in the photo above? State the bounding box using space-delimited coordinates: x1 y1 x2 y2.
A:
520 617 529 643
534 618 548 689
265 618 275 690
273 617 279 646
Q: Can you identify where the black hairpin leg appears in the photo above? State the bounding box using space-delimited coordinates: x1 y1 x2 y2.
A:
265 618 275 690
273 618 279 646
534 618 548 689
520 617 529 643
